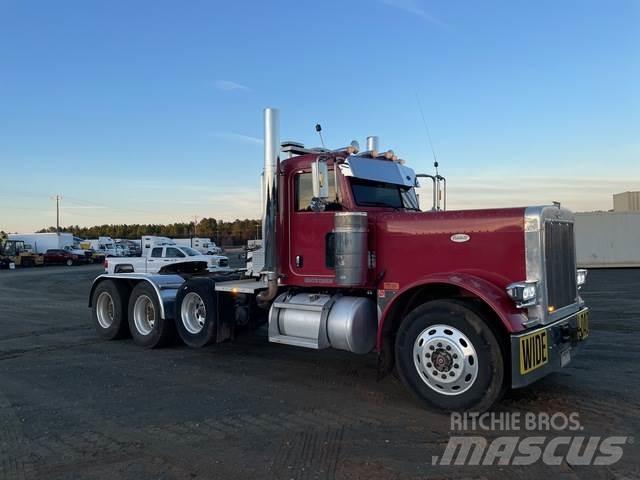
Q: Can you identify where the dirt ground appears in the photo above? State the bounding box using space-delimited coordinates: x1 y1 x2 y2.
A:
0 265 638 479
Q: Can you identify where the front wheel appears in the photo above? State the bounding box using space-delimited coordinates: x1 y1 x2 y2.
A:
66 258 73 266
395 299 506 412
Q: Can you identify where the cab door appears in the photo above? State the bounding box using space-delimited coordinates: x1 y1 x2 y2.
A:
287 170 338 283
146 247 163 272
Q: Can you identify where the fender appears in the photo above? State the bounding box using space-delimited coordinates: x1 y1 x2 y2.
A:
88 273 185 320
376 272 527 349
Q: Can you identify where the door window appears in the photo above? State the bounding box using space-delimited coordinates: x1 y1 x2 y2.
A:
166 247 185 258
295 171 337 211
151 247 163 258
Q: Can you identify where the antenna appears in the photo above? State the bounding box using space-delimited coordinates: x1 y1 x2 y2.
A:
315 123 325 148
415 93 438 169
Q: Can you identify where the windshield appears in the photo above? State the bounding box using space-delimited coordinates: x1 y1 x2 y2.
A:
182 247 201 256
351 178 420 210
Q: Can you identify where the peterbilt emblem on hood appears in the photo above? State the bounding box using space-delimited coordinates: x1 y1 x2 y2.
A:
450 233 471 243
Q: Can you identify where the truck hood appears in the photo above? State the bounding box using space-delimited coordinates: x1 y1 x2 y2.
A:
375 207 527 288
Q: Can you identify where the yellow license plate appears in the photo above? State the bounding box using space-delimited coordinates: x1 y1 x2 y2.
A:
519 330 549 374
577 310 589 340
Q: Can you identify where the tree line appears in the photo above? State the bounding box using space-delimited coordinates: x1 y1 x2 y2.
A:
33 218 261 246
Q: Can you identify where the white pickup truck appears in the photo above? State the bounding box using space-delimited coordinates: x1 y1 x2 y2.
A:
104 245 230 275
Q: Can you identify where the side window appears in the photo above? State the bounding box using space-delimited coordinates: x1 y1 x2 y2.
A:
295 170 337 211
295 172 313 211
166 247 185 258
151 247 163 258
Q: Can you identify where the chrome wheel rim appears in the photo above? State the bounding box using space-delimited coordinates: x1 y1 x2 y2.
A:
133 295 156 336
181 292 206 334
96 292 114 329
413 324 478 395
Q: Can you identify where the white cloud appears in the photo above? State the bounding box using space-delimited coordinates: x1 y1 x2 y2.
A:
61 205 108 209
380 0 446 27
214 80 249 91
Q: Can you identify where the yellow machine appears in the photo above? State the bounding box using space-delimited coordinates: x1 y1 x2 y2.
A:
0 240 44 267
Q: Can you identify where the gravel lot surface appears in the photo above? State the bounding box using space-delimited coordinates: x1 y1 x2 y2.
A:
0 265 638 479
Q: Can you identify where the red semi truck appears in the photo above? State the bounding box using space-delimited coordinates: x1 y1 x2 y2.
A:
89 108 589 411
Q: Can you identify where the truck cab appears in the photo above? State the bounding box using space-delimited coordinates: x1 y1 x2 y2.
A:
88 108 589 412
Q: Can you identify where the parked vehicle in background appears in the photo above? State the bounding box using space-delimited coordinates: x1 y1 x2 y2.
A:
173 237 222 255
0 240 44 268
8 233 74 254
246 239 262 251
87 237 128 257
63 245 92 264
89 250 106 264
141 236 175 256
78 241 107 263
104 244 229 274
44 249 79 266
116 239 141 257
89 108 589 412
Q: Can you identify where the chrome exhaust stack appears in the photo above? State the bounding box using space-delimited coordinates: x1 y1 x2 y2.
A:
257 107 280 303
366 136 379 152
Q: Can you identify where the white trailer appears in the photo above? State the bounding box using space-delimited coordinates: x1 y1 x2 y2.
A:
173 238 221 255
575 212 640 268
141 236 175 257
8 233 74 254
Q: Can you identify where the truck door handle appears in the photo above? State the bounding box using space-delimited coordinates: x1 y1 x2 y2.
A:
295 255 303 268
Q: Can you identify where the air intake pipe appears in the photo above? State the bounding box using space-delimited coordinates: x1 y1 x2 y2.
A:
257 108 280 304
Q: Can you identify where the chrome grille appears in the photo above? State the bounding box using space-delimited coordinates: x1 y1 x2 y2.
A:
544 221 577 309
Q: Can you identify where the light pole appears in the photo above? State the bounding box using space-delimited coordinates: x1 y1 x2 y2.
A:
51 195 62 234
193 215 199 237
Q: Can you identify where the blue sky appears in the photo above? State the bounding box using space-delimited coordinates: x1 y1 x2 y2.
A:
0 0 638 231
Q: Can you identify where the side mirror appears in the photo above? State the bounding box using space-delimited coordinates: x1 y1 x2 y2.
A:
312 158 329 199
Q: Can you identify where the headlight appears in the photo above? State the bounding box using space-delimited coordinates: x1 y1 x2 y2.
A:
576 269 588 288
506 281 539 308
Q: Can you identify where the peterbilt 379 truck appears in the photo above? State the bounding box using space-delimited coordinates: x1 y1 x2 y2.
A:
89 108 589 411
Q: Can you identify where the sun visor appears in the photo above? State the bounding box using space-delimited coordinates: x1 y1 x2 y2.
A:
339 156 416 187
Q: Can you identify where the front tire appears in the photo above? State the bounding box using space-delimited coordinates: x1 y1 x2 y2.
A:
174 278 218 348
128 282 175 348
91 280 130 339
395 299 505 412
